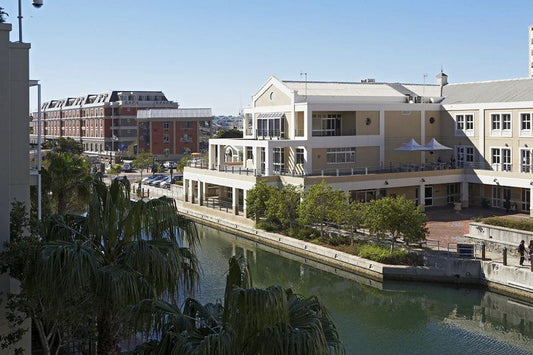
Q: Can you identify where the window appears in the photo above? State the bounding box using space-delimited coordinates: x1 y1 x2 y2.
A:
521 113 532 135
491 147 511 171
246 146 253 161
455 145 475 168
490 113 512 136
273 147 285 173
163 134 170 143
522 189 530 212
181 121 193 129
492 186 502 207
180 134 192 143
312 113 341 136
296 148 305 164
163 122 170 130
521 149 532 172
326 147 355 164
455 114 474 136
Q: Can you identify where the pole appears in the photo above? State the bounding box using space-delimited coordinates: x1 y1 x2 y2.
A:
37 83 42 221
17 0 22 42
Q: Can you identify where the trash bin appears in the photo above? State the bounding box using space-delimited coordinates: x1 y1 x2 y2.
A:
457 243 474 258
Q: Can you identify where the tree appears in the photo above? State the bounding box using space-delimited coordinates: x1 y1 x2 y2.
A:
214 128 243 138
298 181 347 237
341 200 365 241
30 178 200 354
362 196 428 251
265 185 301 230
42 137 84 155
41 152 93 215
133 152 154 180
177 154 192 172
246 180 277 223
132 255 345 354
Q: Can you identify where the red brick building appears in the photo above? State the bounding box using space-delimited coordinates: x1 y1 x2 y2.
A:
30 91 178 157
137 108 213 160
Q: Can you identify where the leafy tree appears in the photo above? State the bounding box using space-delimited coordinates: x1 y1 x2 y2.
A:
246 180 277 223
341 200 365 241
214 128 243 138
298 181 347 237
33 178 200 354
177 154 192 172
132 255 345 354
41 152 93 215
106 163 122 175
133 152 154 179
265 185 301 230
42 137 84 155
362 196 428 251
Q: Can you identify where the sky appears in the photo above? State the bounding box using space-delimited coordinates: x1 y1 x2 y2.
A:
3 0 533 115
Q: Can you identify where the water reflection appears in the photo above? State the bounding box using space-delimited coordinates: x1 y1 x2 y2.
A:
195 224 533 354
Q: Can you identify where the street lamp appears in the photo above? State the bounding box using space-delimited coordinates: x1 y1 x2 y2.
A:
111 134 118 164
17 0 44 43
29 79 41 221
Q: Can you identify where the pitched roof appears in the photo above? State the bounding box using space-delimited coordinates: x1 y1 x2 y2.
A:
282 80 406 97
442 78 533 104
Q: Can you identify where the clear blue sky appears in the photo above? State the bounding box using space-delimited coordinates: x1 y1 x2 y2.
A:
3 0 533 114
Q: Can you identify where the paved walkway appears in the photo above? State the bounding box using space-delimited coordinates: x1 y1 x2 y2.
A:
425 206 532 267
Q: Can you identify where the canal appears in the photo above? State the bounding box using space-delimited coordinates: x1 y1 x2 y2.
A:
193 224 533 354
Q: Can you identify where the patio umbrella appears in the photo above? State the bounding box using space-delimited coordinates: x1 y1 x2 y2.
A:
423 138 452 151
394 138 425 151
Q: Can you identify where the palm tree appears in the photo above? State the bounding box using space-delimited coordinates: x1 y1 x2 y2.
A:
132 256 345 354
37 178 200 354
41 152 93 215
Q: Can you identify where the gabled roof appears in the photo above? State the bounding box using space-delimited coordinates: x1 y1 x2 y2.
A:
282 80 406 98
442 78 533 104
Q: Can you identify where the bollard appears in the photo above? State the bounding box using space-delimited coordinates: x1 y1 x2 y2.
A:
481 243 486 260
503 247 507 266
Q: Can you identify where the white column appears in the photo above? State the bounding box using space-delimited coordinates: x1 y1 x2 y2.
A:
242 145 248 168
418 183 425 212
461 181 469 208
184 179 189 202
379 109 385 167
254 146 261 174
478 109 485 165
420 109 426 164
208 143 215 169
265 145 273 176
198 180 203 206
243 189 248 217
217 144 224 170
189 180 195 204
530 187 533 217
304 147 312 175
232 186 238 215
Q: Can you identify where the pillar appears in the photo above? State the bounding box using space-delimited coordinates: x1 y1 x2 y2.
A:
217 144 224 170
208 143 216 169
232 187 238 215
461 181 469 208
265 147 273 176
184 179 189 202
418 183 425 212
198 180 203 206
303 147 312 175
189 179 195 204
530 187 533 217
243 189 248 218
254 146 261 174
242 146 247 168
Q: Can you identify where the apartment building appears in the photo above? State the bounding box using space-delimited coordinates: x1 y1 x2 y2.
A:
183 73 533 218
136 108 213 159
30 91 178 156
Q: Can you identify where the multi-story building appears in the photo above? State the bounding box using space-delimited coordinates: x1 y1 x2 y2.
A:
530 24 533 78
183 72 533 218
136 108 213 159
30 91 178 157
1 22 32 352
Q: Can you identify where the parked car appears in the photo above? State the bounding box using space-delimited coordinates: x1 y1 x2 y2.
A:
122 162 133 172
158 177 172 189
163 161 177 169
148 175 168 186
142 174 165 185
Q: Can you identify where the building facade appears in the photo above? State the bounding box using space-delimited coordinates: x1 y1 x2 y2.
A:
183 74 533 218
136 108 213 159
30 91 178 157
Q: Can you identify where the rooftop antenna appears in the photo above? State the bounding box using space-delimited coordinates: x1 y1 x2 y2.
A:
300 72 308 100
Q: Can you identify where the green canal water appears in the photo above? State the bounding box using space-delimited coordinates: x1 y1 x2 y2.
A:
193 224 533 354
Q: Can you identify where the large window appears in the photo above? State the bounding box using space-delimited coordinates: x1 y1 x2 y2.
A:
163 122 170 130
455 145 475 168
312 113 341 136
522 189 530 212
296 148 305 164
163 134 170 143
327 147 355 164
455 114 474 136
257 116 284 138
273 147 285 173
521 148 532 172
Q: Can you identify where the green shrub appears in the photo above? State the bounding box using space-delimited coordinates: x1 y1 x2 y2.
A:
482 217 533 232
106 164 121 175
287 226 318 240
256 220 281 232
355 244 423 266
317 235 351 246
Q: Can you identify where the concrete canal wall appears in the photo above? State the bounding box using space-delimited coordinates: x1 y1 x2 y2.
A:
179 207 533 303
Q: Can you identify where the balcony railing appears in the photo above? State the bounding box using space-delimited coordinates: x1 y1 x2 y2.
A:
256 129 285 139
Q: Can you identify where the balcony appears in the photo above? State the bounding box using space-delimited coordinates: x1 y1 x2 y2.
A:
256 129 285 140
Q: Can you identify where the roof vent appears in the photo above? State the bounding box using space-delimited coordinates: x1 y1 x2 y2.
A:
361 78 376 83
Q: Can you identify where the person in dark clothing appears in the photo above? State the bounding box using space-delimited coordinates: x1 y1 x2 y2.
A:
528 240 533 262
518 240 526 266
504 199 511 213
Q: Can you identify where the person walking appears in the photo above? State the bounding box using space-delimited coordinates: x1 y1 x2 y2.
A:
528 240 533 262
518 240 526 266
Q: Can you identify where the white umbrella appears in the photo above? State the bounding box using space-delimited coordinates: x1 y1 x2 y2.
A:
394 138 425 151
423 138 452 151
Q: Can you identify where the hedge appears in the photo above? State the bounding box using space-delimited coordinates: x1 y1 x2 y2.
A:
481 217 533 233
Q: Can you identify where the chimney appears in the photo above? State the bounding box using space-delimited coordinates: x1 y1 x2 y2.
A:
436 71 448 96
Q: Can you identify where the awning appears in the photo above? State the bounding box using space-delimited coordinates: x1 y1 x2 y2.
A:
423 138 452 151
257 112 285 119
394 138 425 151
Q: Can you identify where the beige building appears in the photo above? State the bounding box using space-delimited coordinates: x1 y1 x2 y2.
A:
0 22 31 352
183 72 533 218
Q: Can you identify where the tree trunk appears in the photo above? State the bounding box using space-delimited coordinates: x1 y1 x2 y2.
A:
97 311 119 355
34 318 52 355
57 191 66 215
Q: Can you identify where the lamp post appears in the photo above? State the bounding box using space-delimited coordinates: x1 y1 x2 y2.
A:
17 0 44 43
29 80 41 221
111 134 118 164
